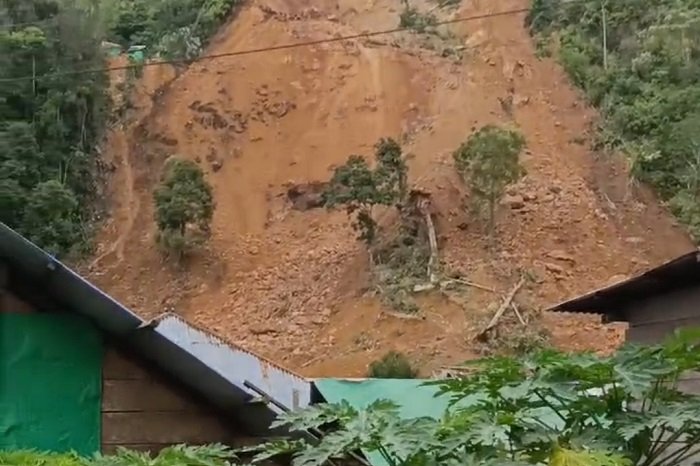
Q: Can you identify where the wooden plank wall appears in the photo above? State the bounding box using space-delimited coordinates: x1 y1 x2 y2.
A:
625 285 700 344
0 260 33 314
1 259 268 456
625 284 700 401
102 347 247 453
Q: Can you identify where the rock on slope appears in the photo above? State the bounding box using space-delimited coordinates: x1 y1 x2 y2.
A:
88 0 694 376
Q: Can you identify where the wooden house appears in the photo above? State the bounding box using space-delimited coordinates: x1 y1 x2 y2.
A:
548 249 700 344
0 222 312 456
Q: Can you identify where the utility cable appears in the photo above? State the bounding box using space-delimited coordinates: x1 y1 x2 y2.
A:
0 6 534 83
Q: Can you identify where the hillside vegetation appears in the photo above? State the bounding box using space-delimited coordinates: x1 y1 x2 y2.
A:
528 0 700 237
106 0 239 59
0 0 235 256
0 0 108 255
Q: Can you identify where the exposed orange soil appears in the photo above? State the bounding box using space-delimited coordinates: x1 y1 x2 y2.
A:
87 0 695 377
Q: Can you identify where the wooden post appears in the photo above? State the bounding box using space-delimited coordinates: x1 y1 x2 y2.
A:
601 0 608 70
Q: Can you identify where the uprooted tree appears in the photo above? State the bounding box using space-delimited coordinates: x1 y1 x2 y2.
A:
323 138 439 313
453 125 526 236
322 138 408 255
153 157 214 261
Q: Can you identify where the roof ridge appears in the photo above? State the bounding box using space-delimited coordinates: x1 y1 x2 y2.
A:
155 312 307 380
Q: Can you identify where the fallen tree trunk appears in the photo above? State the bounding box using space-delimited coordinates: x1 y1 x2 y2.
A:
415 193 439 284
477 277 525 340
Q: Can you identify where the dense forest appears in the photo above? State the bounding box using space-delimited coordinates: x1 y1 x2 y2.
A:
0 0 109 255
0 0 236 256
528 0 700 237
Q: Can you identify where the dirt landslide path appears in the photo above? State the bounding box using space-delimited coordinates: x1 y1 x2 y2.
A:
88 0 694 377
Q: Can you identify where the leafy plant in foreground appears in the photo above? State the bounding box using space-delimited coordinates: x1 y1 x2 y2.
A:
255 329 700 466
0 444 239 466
91 443 237 466
0 450 87 466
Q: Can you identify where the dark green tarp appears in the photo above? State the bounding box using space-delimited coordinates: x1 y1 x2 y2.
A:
0 313 102 455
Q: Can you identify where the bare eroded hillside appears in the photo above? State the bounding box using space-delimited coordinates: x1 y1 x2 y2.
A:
87 0 694 376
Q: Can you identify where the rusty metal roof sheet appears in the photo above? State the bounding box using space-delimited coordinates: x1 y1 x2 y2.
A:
547 249 700 319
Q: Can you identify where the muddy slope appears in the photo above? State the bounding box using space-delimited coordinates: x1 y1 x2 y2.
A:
89 0 693 376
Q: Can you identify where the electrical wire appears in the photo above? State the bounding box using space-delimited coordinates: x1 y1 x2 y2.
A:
0 6 534 83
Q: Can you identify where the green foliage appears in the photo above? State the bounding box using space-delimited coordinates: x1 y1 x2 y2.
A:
527 0 700 240
368 351 419 378
0 450 87 466
0 0 234 257
108 0 239 59
257 329 700 466
453 125 526 233
0 1 109 256
91 444 237 465
323 138 408 248
23 180 84 256
399 3 438 34
324 139 429 313
153 157 214 260
0 444 239 466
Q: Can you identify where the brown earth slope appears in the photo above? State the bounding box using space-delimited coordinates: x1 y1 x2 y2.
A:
87 0 695 377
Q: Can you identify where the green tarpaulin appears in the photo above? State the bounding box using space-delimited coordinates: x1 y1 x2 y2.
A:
315 378 452 419
0 313 102 455
314 379 461 466
315 378 565 466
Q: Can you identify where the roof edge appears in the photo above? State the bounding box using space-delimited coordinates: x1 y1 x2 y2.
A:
547 249 700 315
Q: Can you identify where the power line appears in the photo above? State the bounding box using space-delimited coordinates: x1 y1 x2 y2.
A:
0 6 533 83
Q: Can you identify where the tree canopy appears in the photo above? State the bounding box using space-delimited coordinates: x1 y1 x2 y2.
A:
0 0 233 256
106 0 239 59
323 138 409 248
0 0 109 256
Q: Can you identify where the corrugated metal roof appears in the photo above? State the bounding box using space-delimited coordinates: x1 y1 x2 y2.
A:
547 249 700 319
0 222 312 434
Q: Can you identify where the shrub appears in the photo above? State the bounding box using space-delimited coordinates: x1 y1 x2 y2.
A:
0 444 238 466
399 7 438 33
23 180 84 257
367 350 418 378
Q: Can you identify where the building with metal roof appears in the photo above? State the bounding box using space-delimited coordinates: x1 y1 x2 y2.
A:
0 221 312 454
547 249 700 343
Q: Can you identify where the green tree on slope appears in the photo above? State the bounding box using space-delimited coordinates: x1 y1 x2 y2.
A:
453 125 526 235
153 157 214 260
